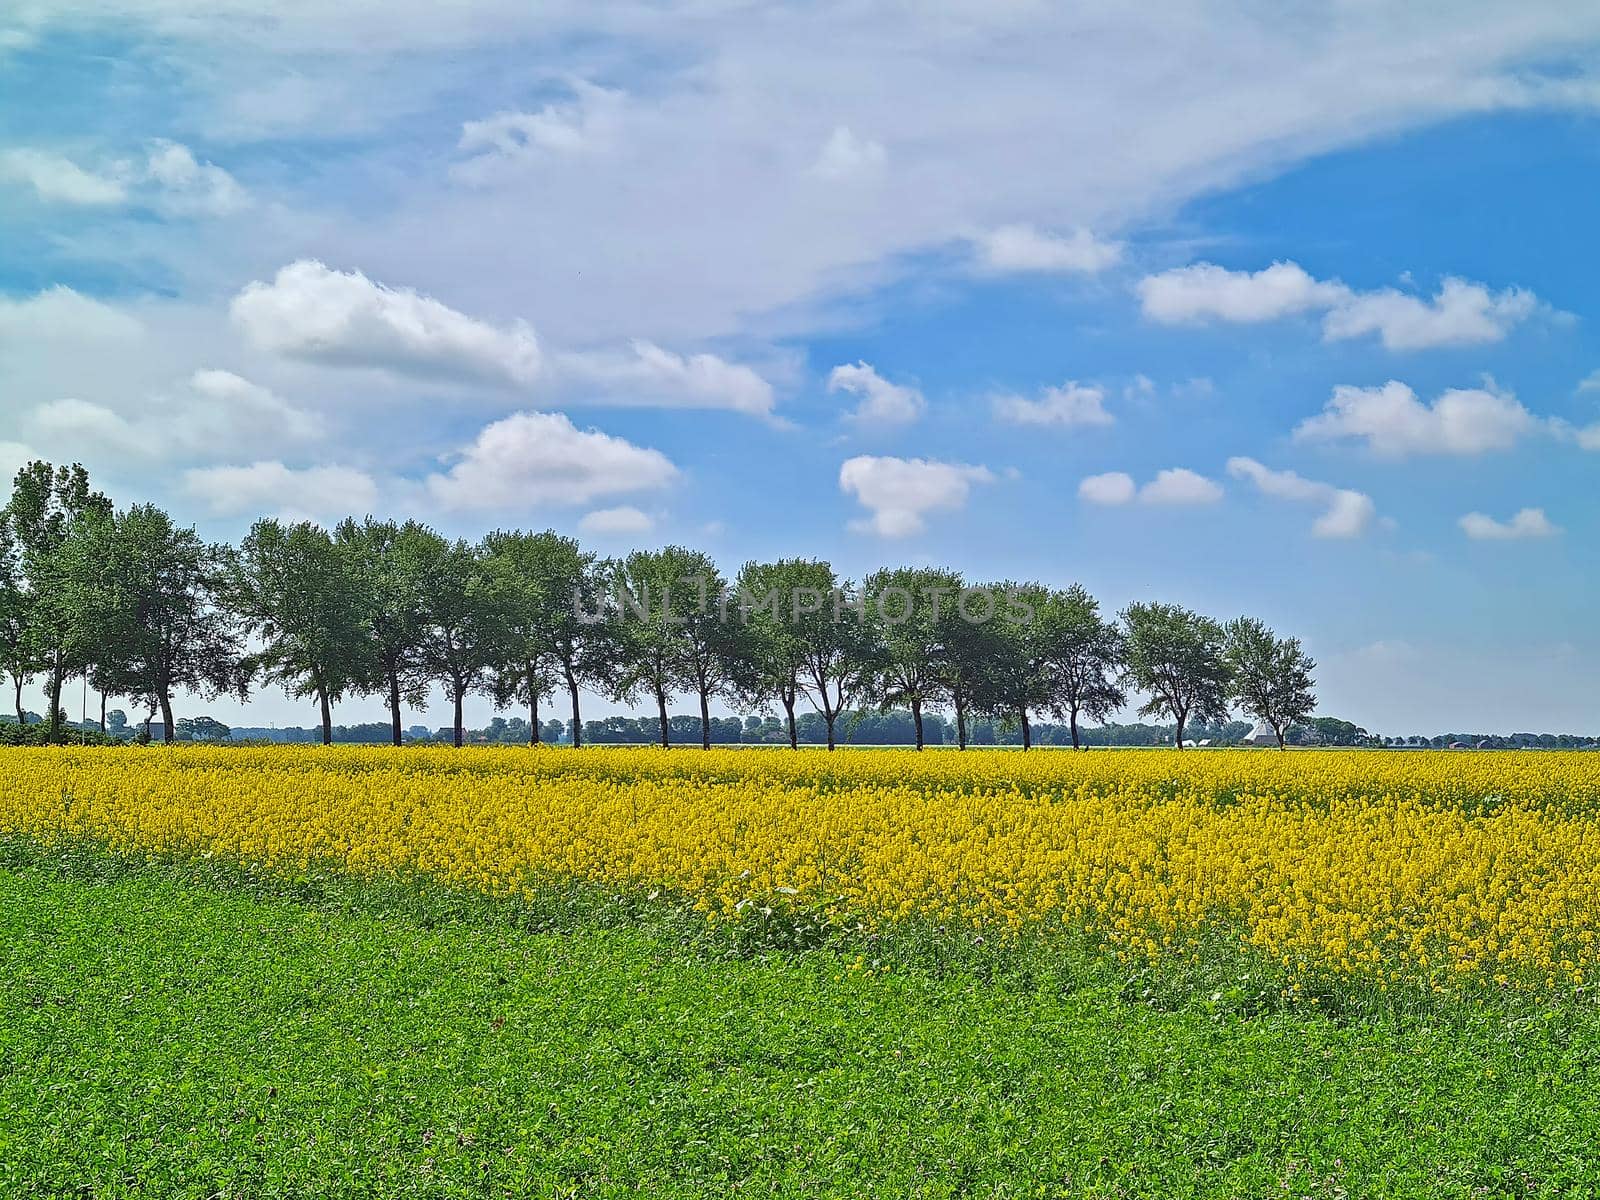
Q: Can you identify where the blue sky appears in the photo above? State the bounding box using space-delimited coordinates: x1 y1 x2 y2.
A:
3 3 1599 734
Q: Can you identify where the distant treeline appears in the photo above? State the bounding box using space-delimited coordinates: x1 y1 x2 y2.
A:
3 457 1332 752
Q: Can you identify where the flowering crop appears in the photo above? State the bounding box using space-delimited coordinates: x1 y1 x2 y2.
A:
4 745 1600 992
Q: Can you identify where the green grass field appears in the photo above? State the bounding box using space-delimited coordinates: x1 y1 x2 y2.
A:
3 845 1599 1198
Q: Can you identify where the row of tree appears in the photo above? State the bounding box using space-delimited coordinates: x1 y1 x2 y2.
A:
0 459 1319 750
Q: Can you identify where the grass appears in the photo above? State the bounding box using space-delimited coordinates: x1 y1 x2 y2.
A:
4 845 1600 1197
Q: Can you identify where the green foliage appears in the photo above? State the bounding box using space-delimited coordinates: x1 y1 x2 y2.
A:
1122 601 1233 748
1225 616 1317 749
5 843 1600 1197
233 519 371 744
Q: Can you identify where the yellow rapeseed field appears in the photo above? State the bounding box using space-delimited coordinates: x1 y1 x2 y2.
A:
3 745 1599 992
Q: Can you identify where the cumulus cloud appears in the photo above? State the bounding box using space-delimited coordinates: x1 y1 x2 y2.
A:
973 225 1122 274
1077 471 1136 505
558 341 777 417
455 82 624 183
426 411 678 511
1137 468 1224 506
810 126 885 181
1139 260 1540 350
0 142 246 214
993 381 1113 428
1322 277 1539 350
838 455 993 537
142 140 249 216
0 441 41 486
1459 508 1560 540
1226 456 1377 538
1078 467 1221 506
1294 380 1538 457
1138 261 1345 324
0 286 144 341
0 148 125 205
578 505 655 536
183 461 380 522
25 370 323 464
231 260 541 386
829 361 924 426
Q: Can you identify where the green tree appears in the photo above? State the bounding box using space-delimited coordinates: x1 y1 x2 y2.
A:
790 563 876 751
234 519 369 746
511 531 609 749
414 536 505 748
4 461 112 737
862 566 960 750
971 582 1054 750
1121 601 1231 750
64 504 244 742
1043 584 1125 750
732 559 814 749
480 530 563 744
606 548 695 747
668 551 750 750
0 514 33 725
1223 616 1316 751
335 517 433 746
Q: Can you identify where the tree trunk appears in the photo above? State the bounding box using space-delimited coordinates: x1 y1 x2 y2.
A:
1174 707 1187 750
1019 708 1032 751
566 667 582 748
657 689 670 748
528 664 541 745
319 687 333 746
14 676 24 725
826 709 836 751
387 670 403 746
1069 706 1080 750
48 650 64 736
1275 722 1286 751
783 694 797 749
954 690 968 750
450 684 464 748
99 691 106 735
159 691 175 743
911 694 924 750
699 688 711 750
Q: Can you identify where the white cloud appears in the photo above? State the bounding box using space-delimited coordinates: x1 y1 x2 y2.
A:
1078 471 1136 505
183 461 380 522
1226 456 1377 538
839 455 992 537
455 83 625 183
1138 468 1224 506
1078 467 1221 507
829 361 924 426
810 126 885 181
1322 277 1539 350
0 441 40 486
1140 260 1540 350
0 148 125 205
25 370 323 464
231 260 541 386
973 225 1122 274
143 140 249 216
558 340 776 417
993 381 1113 428
1138 261 1345 324
0 142 246 214
578 505 655 536
426 410 678 511
1294 380 1538 458
0 286 144 342
1459 508 1560 540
